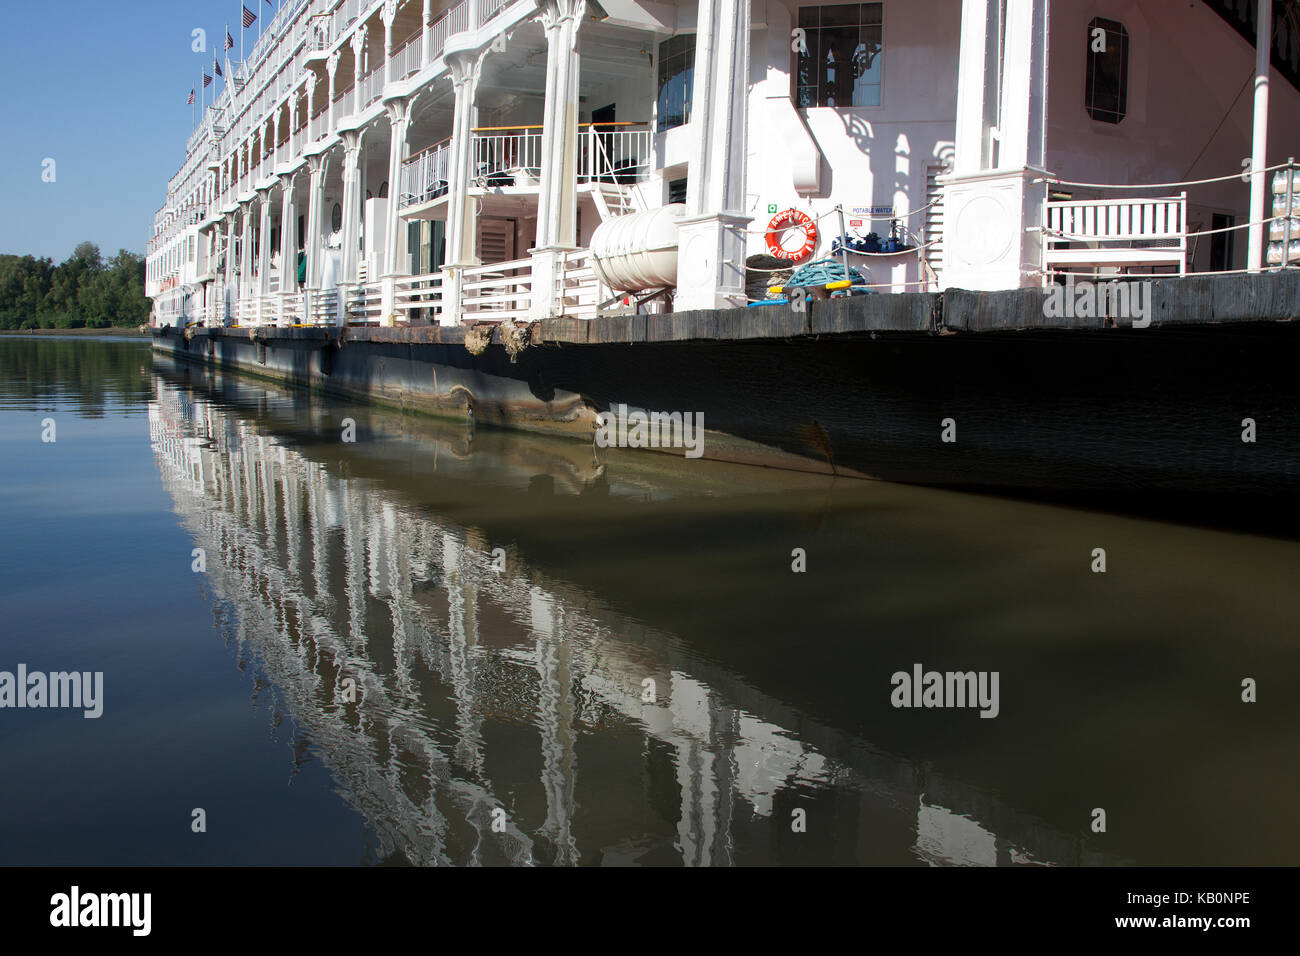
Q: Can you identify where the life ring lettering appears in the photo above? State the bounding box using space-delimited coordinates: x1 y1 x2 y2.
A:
765 209 818 263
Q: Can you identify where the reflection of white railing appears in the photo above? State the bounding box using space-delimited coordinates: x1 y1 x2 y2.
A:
472 128 542 185
400 140 452 208
1044 193 1188 277
461 257 533 320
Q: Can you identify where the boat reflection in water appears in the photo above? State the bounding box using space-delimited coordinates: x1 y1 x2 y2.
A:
147 356 1299 866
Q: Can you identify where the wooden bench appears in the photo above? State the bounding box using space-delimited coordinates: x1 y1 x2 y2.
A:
1044 192 1187 277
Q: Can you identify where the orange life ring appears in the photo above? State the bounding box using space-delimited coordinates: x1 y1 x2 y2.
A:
765 209 818 262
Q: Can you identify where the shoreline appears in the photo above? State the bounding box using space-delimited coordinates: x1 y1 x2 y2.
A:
0 327 147 337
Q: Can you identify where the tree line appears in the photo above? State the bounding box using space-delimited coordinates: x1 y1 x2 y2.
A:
0 242 150 330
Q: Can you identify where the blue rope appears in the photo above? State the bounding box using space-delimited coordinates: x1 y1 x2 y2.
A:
786 257 872 293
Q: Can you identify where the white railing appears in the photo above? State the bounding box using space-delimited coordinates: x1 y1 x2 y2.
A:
358 67 383 111
399 140 452 208
429 6 455 59
309 108 326 141
472 128 542 186
345 281 384 323
336 85 356 120
393 272 445 322
307 14 332 52
235 296 259 326
447 1 470 36
281 291 306 325
1044 193 1188 276
479 0 509 26
460 257 533 320
309 289 339 326
332 0 361 42
391 33 423 81
554 249 604 319
577 125 652 183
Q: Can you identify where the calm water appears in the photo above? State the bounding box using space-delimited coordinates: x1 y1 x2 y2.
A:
1 336 1297 866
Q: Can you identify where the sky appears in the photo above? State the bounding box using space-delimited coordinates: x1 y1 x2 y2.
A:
0 0 287 261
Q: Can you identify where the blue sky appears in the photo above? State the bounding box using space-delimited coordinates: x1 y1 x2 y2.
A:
0 1 283 261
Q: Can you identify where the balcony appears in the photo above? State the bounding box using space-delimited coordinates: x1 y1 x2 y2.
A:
391 33 423 82
399 140 451 209
473 127 543 186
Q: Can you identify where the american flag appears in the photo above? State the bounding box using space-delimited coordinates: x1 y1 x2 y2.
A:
203 72 212 88
241 5 256 28
213 57 222 77
187 89 195 104
224 30 234 49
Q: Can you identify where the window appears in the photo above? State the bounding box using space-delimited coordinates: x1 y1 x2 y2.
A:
657 35 695 132
668 177 688 205
1085 17 1129 124
795 4 883 108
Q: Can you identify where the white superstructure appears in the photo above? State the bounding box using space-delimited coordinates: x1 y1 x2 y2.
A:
146 0 1300 329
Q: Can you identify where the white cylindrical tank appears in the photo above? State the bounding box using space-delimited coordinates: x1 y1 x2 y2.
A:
589 203 686 291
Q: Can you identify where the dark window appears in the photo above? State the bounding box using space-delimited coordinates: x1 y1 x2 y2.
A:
668 177 688 205
1210 213 1236 271
795 4 883 108
1085 17 1129 124
657 35 695 132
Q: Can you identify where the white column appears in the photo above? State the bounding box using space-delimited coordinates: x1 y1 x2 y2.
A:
529 1 584 319
445 48 484 270
939 0 1050 291
280 172 298 294
327 50 340 132
223 213 236 322
258 190 274 298
340 130 364 285
383 0 397 85
675 0 752 311
305 153 327 290
239 203 253 300
1248 0 1272 272
422 0 433 64
383 98 411 278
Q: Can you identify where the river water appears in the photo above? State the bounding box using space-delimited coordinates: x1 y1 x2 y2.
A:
1 335 1296 866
